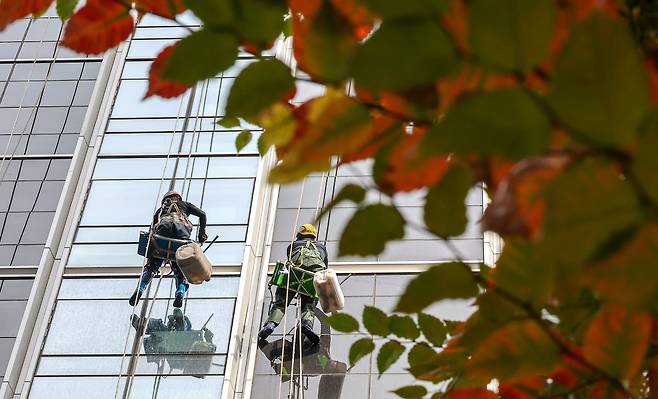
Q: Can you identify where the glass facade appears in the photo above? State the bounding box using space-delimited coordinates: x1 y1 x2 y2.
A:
0 10 493 399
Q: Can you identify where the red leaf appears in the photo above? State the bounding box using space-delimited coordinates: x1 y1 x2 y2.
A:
584 305 651 381
0 0 53 32
135 0 186 18
61 0 134 55
481 154 572 238
340 113 403 164
329 0 374 40
378 126 452 194
587 381 627 399
145 45 191 99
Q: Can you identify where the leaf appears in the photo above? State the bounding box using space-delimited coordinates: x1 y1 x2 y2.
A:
339 204 404 256
217 116 240 128
145 46 191 99
492 239 555 309
225 59 295 121
327 312 359 332
583 305 651 381
586 225 658 312
257 103 296 155
424 89 551 160
389 315 420 340
292 0 358 83
408 343 437 369
0 0 53 31
56 0 78 20
424 163 473 237
396 262 478 313
469 0 555 71
135 0 186 18
442 389 497 399
363 305 389 337
235 130 252 153
632 108 658 204
352 17 458 91
317 183 366 221
542 159 642 265
467 320 560 383
183 0 235 27
163 29 238 84
378 340 406 375
417 313 447 347
60 0 134 54
392 385 428 399
361 0 450 19
548 13 649 147
410 345 467 383
349 337 375 366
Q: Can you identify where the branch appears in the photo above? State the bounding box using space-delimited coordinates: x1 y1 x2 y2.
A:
111 0 194 33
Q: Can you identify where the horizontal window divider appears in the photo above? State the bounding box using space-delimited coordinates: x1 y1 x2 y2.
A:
97 153 259 159
266 261 483 274
55 296 237 302
0 265 38 277
71 240 247 245
0 57 101 63
39 352 229 358
62 266 242 276
76 224 247 228
89 177 257 182
0 154 73 160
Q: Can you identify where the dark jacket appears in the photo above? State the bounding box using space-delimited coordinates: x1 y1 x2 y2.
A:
286 238 329 267
151 200 207 239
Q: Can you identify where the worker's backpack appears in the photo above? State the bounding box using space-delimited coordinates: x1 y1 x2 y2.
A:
154 198 193 239
290 240 326 269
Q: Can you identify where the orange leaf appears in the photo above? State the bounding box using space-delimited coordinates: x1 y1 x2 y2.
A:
587 381 627 399
441 0 469 53
135 0 186 18
145 45 191 99
482 154 572 238
442 389 497 399
0 0 53 32
355 83 440 122
378 126 452 194
60 0 134 55
329 0 374 39
584 305 651 381
340 113 403 164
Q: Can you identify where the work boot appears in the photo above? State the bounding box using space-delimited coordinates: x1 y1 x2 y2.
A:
173 282 187 308
301 322 319 345
129 289 143 306
258 321 278 340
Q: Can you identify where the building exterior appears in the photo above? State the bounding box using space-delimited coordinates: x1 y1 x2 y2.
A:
0 9 500 399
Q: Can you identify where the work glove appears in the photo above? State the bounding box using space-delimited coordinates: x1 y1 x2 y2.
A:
198 230 208 244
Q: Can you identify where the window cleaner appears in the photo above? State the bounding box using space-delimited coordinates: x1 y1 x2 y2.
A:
131 190 207 308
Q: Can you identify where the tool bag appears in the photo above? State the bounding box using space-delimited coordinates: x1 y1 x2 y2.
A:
313 268 344 313
176 242 212 284
154 199 193 239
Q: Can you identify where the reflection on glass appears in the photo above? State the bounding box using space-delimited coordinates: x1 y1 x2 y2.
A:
256 309 347 399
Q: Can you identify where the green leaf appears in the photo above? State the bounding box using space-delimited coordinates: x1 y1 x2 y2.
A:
467 320 560 382
363 306 390 337
424 89 551 159
225 59 294 120
392 385 428 399
417 313 447 347
389 315 420 340
352 18 458 91
217 116 240 128
424 164 472 237
542 159 642 265
409 346 467 383
362 0 450 19
317 183 366 221
256 103 296 155
493 239 555 309
408 343 437 369
349 337 376 366
632 108 658 204
184 0 235 27
378 340 406 375
235 130 252 153
339 204 405 256
548 14 649 147
164 29 238 84
469 0 555 71
56 0 79 20
396 262 478 313
327 312 359 333
584 305 651 380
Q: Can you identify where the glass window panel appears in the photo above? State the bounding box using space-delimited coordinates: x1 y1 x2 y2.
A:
74 226 145 243
0 108 35 134
93 158 198 180
210 130 260 154
72 80 95 106
49 62 83 79
0 279 33 300
121 61 150 79
127 38 177 58
11 63 49 80
45 159 71 180
1 212 29 244
18 159 49 180
36 355 226 376
0 337 15 376
55 134 78 154
0 42 19 60
0 182 14 211
62 106 87 134
81 62 101 79
133 26 189 39
204 243 245 265
13 244 43 265
21 212 54 244
25 134 58 154
0 301 27 336
17 41 57 59
1 81 42 107
206 157 258 178
100 133 201 154
201 179 254 224
106 118 182 133
25 19 61 41
41 80 76 106
33 106 67 134
67 244 144 266
0 245 15 264
0 19 29 41
113 80 189 118
9 181 40 211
